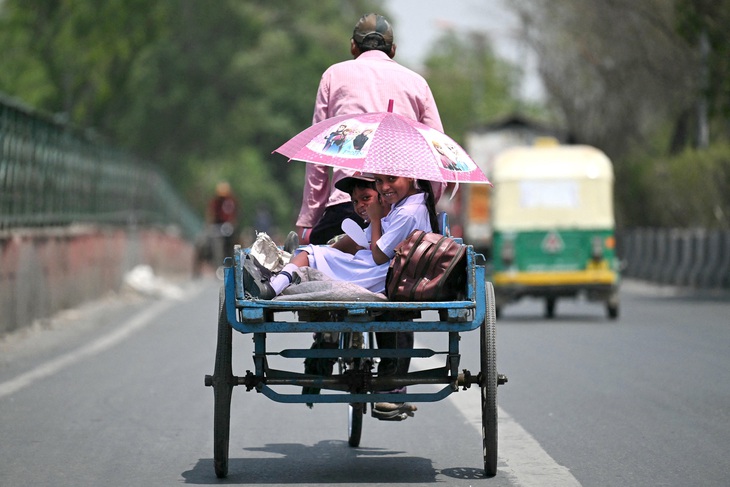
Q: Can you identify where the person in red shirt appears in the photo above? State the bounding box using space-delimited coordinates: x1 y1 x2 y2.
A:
207 181 238 258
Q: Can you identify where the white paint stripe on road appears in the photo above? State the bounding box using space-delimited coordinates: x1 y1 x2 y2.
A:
498 408 582 487
413 342 581 486
0 295 184 399
453 400 581 486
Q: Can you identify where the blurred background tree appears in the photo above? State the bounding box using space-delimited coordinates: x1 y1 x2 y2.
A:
422 29 520 144
504 0 730 228
1 0 727 232
0 0 381 235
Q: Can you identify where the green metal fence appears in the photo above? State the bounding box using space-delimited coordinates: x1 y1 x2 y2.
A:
0 93 202 239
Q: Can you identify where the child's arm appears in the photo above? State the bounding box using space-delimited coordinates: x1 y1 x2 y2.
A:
369 220 390 265
331 235 361 255
368 216 392 265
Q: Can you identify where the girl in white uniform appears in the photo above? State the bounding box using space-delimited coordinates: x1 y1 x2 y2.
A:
241 172 439 420
248 174 439 298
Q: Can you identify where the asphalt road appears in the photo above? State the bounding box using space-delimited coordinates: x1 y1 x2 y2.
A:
0 277 728 486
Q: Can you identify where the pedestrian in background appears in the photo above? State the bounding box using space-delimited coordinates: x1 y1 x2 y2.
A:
207 181 238 258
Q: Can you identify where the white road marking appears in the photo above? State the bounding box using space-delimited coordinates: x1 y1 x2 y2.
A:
413 342 581 486
0 298 178 399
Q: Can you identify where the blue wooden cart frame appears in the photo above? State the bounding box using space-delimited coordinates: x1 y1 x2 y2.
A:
205 238 505 479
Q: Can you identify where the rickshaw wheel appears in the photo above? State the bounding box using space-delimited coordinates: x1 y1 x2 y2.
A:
348 403 364 447
340 332 365 447
481 282 498 477
212 286 234 478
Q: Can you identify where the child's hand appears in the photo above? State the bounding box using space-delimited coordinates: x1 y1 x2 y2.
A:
378 194 390 214
366 195 387 222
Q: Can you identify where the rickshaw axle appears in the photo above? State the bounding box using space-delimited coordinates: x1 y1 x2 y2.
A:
206 370 508 391
229 368 492 391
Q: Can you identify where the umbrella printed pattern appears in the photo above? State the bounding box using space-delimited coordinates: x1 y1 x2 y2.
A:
316 122 374 156
275 111 490 185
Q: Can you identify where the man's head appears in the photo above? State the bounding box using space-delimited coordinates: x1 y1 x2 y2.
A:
352 13 395 57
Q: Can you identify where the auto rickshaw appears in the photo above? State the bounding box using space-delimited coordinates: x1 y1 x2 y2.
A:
489 143 620 319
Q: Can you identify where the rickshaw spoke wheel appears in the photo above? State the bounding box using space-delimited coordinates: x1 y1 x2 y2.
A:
213 286 234 478
481 282 498 477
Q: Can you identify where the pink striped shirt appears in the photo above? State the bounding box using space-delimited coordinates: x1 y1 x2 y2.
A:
296 50 444 228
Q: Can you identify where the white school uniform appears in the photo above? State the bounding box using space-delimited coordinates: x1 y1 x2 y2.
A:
299 192 433 293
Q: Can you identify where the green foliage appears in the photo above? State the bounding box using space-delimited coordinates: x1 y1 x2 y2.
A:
612 0 730 229
0 0 164 120
423 30 519 143
616 143 730 228
675 0 730 119
502 0 729 228
0 0 385 231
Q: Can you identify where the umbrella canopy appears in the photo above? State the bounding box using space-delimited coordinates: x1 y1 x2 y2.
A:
273 109 491 185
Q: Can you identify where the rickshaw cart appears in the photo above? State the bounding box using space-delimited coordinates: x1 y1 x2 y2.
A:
205 239 504 479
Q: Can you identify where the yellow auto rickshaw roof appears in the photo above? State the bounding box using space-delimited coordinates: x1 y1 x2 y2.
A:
491 145 615 230
492 145 613 182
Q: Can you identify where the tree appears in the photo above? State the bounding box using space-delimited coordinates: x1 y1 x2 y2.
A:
504 0 730 228
674 0 730 148
0 0 385 229
0 0 165 122
423 29 520 143
506 0 705 159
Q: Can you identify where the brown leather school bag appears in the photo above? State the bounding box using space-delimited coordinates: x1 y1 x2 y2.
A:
385 230 467 301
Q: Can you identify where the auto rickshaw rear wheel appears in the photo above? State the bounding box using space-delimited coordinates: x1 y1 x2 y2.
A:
545 297 556 319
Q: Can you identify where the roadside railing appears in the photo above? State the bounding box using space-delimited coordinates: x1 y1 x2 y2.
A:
0 93 201 239
617 228 730 289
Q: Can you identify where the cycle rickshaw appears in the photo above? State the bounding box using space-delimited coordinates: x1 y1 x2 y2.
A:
205 222 506 479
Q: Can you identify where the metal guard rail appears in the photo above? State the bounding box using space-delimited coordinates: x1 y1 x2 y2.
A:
0 93 201 239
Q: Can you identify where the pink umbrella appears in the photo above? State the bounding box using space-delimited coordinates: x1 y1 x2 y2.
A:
273 102 491 185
